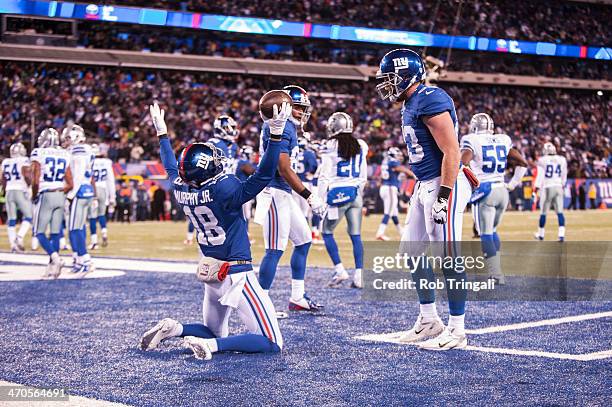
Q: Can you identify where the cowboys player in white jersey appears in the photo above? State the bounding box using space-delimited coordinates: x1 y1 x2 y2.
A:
2 142 32 252
318 112 368 289
62 124 96 273
88 144 116 249
377 48 478 350
534 142 568 241
30 129 72 278
460 113 528 284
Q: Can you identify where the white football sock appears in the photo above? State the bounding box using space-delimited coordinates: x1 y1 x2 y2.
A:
420 303 439 320
17 220 31 239
50 252 60 263
31 236 39 250
60 237 67 249
376 223 387 237
291 279 305 301
7 226 16 246
207 338 219 353
558 226 566 239
334 263 346 274
91 234 98 245
186 231 194 241
101 228 108 238
82 253 91 263
448 314 465 335
538 227 545 238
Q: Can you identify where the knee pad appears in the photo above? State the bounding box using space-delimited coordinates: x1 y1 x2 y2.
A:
480 234 497 257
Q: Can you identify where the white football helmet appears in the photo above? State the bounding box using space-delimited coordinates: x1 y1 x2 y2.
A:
213 115 238 143
61 124 86 147
543 142 556 155
9 142 27 158
469 113 494 135
387 147 403 161
326 112 354 138
38 128 60 148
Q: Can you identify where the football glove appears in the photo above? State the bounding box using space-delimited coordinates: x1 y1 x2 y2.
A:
431 185 452 225
267 102 292 138
149 102 167 136
307 193 327 217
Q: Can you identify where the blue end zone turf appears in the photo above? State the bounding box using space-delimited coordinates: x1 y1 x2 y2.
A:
0 259 610 406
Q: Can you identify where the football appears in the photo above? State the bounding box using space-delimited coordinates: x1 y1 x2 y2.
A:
258 89 293 120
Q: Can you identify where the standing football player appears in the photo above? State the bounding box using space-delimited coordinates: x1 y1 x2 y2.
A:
140 101 286 360
533 142 568 241
88 144 116 249
318 112 368 289
62 124 96 274
460 113 528 284
2 142 32 252
208 114 239 173
255 85 327 312
377 48 474 350
292 136 319 224
30 129 71 278
376 147 412 240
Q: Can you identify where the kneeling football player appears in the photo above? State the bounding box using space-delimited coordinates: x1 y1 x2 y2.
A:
139 100 290 360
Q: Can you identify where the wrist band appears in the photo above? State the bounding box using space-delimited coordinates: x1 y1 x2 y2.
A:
438 185 452 200
299 188 312 199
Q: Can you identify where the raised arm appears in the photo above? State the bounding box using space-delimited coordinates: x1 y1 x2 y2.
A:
149 103 179 181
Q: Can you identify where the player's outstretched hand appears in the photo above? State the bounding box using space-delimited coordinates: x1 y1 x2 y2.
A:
149 102 167 137
307 193 327 217
268 102 292 138
431 196 448 224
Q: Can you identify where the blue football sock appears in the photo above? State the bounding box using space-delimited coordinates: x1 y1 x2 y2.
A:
80 228 88 255
557 213 565 227
216 334 280 353
312 214 320 228
8 219 16 227
290 242 310 280
24 217 32 223
480 234 497 257
443 266 467 316
381 214 390 225
99 215 107 229
51 233 61 253
539 215 546 228
89 218 97 235
322 234 341 265
410 258 436 304
181 323 216 338
492 232 501 252
391 216 399 225
350 234 364 269
258 249 283 290
68 230 80 256
36 233 54 255
188 221 195 233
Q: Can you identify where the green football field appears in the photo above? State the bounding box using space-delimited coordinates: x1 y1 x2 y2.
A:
1 210 611 268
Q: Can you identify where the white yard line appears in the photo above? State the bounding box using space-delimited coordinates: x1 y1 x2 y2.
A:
356 311 612 361
0 380 131 407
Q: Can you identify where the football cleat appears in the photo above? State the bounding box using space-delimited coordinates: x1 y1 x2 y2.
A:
88 243 99 250
49 258 65 279
418 327 467 351
533 233 544 241
558 236 565 243
101 236 108 247
14 237 25 252
328 270 349 288
398 315 445 343
42 260 53 279
139 318 182 351
289 294 323 312
183 336 214 360
376 235 390 241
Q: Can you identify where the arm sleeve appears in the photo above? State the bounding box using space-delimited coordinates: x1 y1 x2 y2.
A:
159 136 179 181
317 154 333 201
105 160 116 201
460 135 474 152
228 141 282 208
508 166 527 189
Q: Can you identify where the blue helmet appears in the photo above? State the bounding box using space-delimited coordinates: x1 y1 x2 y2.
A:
283 85 312 125
213 114 238 142
376 49 426 102
178 142 225 188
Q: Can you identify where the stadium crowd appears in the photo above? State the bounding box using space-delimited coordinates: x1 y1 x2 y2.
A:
103 0 611 45
1 62 610 180
75 23 610 81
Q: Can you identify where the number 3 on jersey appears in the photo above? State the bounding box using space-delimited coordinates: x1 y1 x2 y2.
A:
402 125 424 163
183 206 226 246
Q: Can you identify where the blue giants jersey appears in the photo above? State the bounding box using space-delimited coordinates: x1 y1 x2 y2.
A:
235 159 257 183
209 137 237 173
259 120 298 193
381 159 401 188
159 137 280 273
296 149 318 182
401 84 458 181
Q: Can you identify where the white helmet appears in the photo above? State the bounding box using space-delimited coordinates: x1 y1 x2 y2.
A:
326 112 354 138
213 115 238 143
469 113 494 135
38 128 60 148
9 142 27 158
61 124 86 147
543 142 556 155
91 143 101 157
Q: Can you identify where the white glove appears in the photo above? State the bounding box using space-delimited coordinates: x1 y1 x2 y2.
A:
505 181 517 191
267 102 292 137
149 102 167 136
431 196 448 224
307 193 327 217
